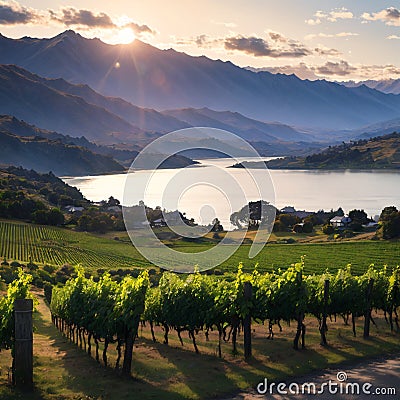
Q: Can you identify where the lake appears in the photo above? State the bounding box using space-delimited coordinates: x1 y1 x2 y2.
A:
63 158 400 230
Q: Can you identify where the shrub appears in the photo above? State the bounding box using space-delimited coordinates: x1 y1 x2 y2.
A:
43 282 53 304
322 224 335 235
43 264 57 274
10 260 21 268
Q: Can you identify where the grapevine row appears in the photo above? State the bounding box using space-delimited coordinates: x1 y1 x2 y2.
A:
0 270 34 352
0 221 138 269
50 268 149 376
49 262 400 370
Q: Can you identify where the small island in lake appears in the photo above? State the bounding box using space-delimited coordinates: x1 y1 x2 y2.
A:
231 132 400 170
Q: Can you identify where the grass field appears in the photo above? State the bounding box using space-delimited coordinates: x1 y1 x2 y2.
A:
0 220 399 275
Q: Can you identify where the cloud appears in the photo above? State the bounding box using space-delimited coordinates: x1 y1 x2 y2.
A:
314 45 342 56
250 62 400 81
49 7 155 35
387 34 400 40
122 21 154 35
174 34 219 48
306 7 354 25
176 31 339 59
251 63 320 80
268 31 288 43
362 7 400 26
315 60 357 76
0 0 41 25
305 32 359 40
49 8 114 28
0 2 155 37
224 34 312 58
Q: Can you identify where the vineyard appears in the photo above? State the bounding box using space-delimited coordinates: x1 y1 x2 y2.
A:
49 262 400 373
0 220 149 270
1 220 400 276
0 270 34 352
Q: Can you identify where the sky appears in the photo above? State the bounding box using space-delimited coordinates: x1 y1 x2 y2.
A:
0 0 399 81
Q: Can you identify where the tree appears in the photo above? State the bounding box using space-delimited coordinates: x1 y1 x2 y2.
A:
349 209 368 225
322 224 335 235
278 214 301 230
47 208 64 226
379 208 400 239
107 196 120 207
32 210 48 225
302 221 313 233
211 218 223 232
230 200 277 229
380 206 398 222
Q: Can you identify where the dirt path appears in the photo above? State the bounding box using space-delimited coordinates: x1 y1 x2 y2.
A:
224 353 400 399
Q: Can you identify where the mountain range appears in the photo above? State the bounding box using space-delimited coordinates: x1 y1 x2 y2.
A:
340 79 400 95
0 63 317 153
1 30 400 130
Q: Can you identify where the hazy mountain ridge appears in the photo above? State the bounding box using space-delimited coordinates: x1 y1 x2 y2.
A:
0 129 125 176
0 64 143 143
0 114 141 161
1 31 400 130
163 107 313 142
340 79 400 95
349 117 400 140
0 63 319 153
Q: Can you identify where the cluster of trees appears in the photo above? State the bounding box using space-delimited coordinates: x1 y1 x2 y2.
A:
228 200 400 240
0 166 88 226
75 210 124 233
1 166 86 208
230 201 347 234
230 200 277 229
380 206 400 239
0 190 64 226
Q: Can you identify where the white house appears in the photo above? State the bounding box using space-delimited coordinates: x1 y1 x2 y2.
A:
330 215 351 228
65 205 84 213
152 218 166 227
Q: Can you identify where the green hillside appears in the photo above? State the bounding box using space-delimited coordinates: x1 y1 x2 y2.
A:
266 132 400 169
0 130 125 175
232 133 400 170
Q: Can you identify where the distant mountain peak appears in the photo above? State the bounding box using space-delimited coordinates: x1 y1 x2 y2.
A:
57 29 80 37
1 32 400 129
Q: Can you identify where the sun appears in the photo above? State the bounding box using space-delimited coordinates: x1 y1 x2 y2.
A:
116 27 136 44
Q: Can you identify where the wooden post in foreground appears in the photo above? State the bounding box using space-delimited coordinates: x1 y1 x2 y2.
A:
363 279 374 339
243 282 252 360
320 279 330 346
14 299 33 390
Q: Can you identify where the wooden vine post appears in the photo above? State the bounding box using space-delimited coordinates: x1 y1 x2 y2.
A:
320 279 330 345
243 281 252 360
14 298 33 390
363 278 374 339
